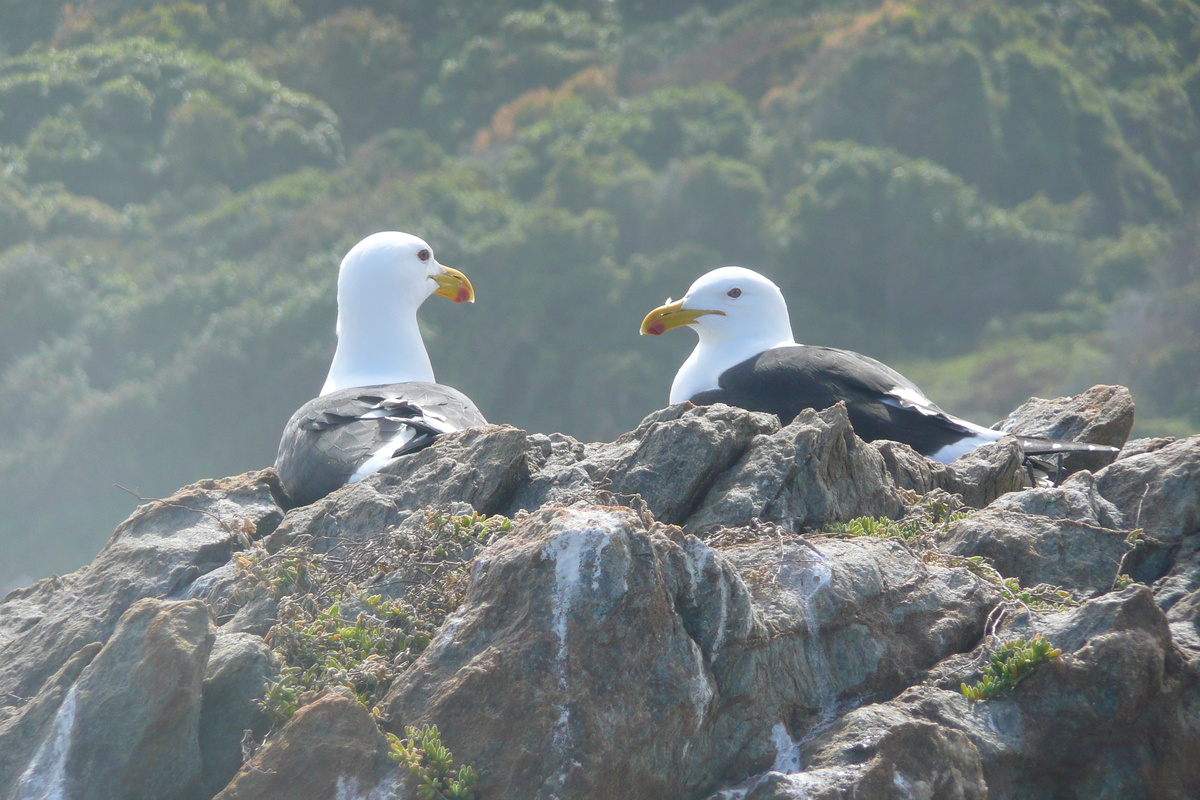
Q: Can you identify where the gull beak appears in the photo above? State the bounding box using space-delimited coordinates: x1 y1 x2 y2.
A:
431 265 475 304
640 299 724 335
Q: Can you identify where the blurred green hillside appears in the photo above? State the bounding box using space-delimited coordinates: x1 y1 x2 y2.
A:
1 0 1198 589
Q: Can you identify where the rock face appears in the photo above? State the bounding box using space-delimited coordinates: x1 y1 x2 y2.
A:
2 388 1198 800
5 599 214 800
214 689 396 800
999 384 1135 476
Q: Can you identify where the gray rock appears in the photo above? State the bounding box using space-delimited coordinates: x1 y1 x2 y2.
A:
935 507 1129 598
199 632 277 798
733 706 987 800
380 505 999 799
1154 533 1200 607
602 404 780 523
876 437 1026 508
0 471 283 706
511 404 779 523
731 585 1196 800
0 643 101 800
266 424 529 554
1119 436 1178 458
9 598 215 800
687 403 909 534
4 390 1197 800
990 469 1124 528
945 439 1028 502
726 534 999 698
264 479 419 554
214 688 397 800
218 592 279 638
510 431 594 512
998 385 1134 475
371 423 530 514
381 505 735 800
1094 435 1200 542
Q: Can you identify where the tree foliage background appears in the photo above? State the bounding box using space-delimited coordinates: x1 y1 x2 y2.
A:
1 0 1198 590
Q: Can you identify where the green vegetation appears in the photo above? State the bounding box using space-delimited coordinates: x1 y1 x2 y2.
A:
830 492 1077 610
234 510 512 725
960 634 1063 702
388 724 480 800
1 0 1198 589
937 553 1077 612
830 489 971 541
833 515 927 541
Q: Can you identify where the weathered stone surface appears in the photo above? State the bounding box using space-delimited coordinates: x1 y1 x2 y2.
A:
371 423 530 514
935 507 1130 598
380 506 999 799
731 709 987 800
943 439 1027 502
875 437 1026 508
1165 578 1200 661
998 385 1134 475
8 599 215 800
710 534 1000 774
744 586 1198 800
214 688 397 800
266 425 530 554
510 431 595 512
0 471 283 706
511 404 779 523
381 505 742 800
264 480 418 554
0 643 101 800
1156 535 1200 614
217 591 278 637
607 404 780 523
687 404 908 534
990 469 1124 528
1093 434 1200 543
1119 436 1178 458
4 383 1197 800
199 632 277 798
981 587 1194 798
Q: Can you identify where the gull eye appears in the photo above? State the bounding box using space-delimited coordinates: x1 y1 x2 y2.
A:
727 287 742 298
417 248 431 262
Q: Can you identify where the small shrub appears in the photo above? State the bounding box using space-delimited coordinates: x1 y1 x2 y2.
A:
388 724 479 800
947 554 1077 611
829 489 970 541
961 634 1062 701
236 510 513 726
833 515 925 540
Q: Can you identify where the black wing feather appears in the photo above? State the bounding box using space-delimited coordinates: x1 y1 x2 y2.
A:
689 345 977 457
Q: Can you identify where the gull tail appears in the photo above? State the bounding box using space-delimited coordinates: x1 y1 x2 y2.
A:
1014 436 1121 457
1014 436 1121 486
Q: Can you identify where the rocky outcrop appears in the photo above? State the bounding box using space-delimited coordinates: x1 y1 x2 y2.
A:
214 689 396 800
2 387 1198 800
999 384 1135 476
0 473 285 703
4 599 214 800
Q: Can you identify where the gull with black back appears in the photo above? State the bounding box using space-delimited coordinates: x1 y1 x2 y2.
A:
641 266 1117 467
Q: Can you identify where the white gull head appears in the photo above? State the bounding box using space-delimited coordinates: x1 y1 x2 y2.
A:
641 266 797 404
321 231 473 395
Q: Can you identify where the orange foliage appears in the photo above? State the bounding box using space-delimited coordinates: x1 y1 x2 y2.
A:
473 66 615 155
762 0 914 110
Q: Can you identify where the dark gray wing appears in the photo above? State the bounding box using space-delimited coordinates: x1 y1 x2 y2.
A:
274 381 487 506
